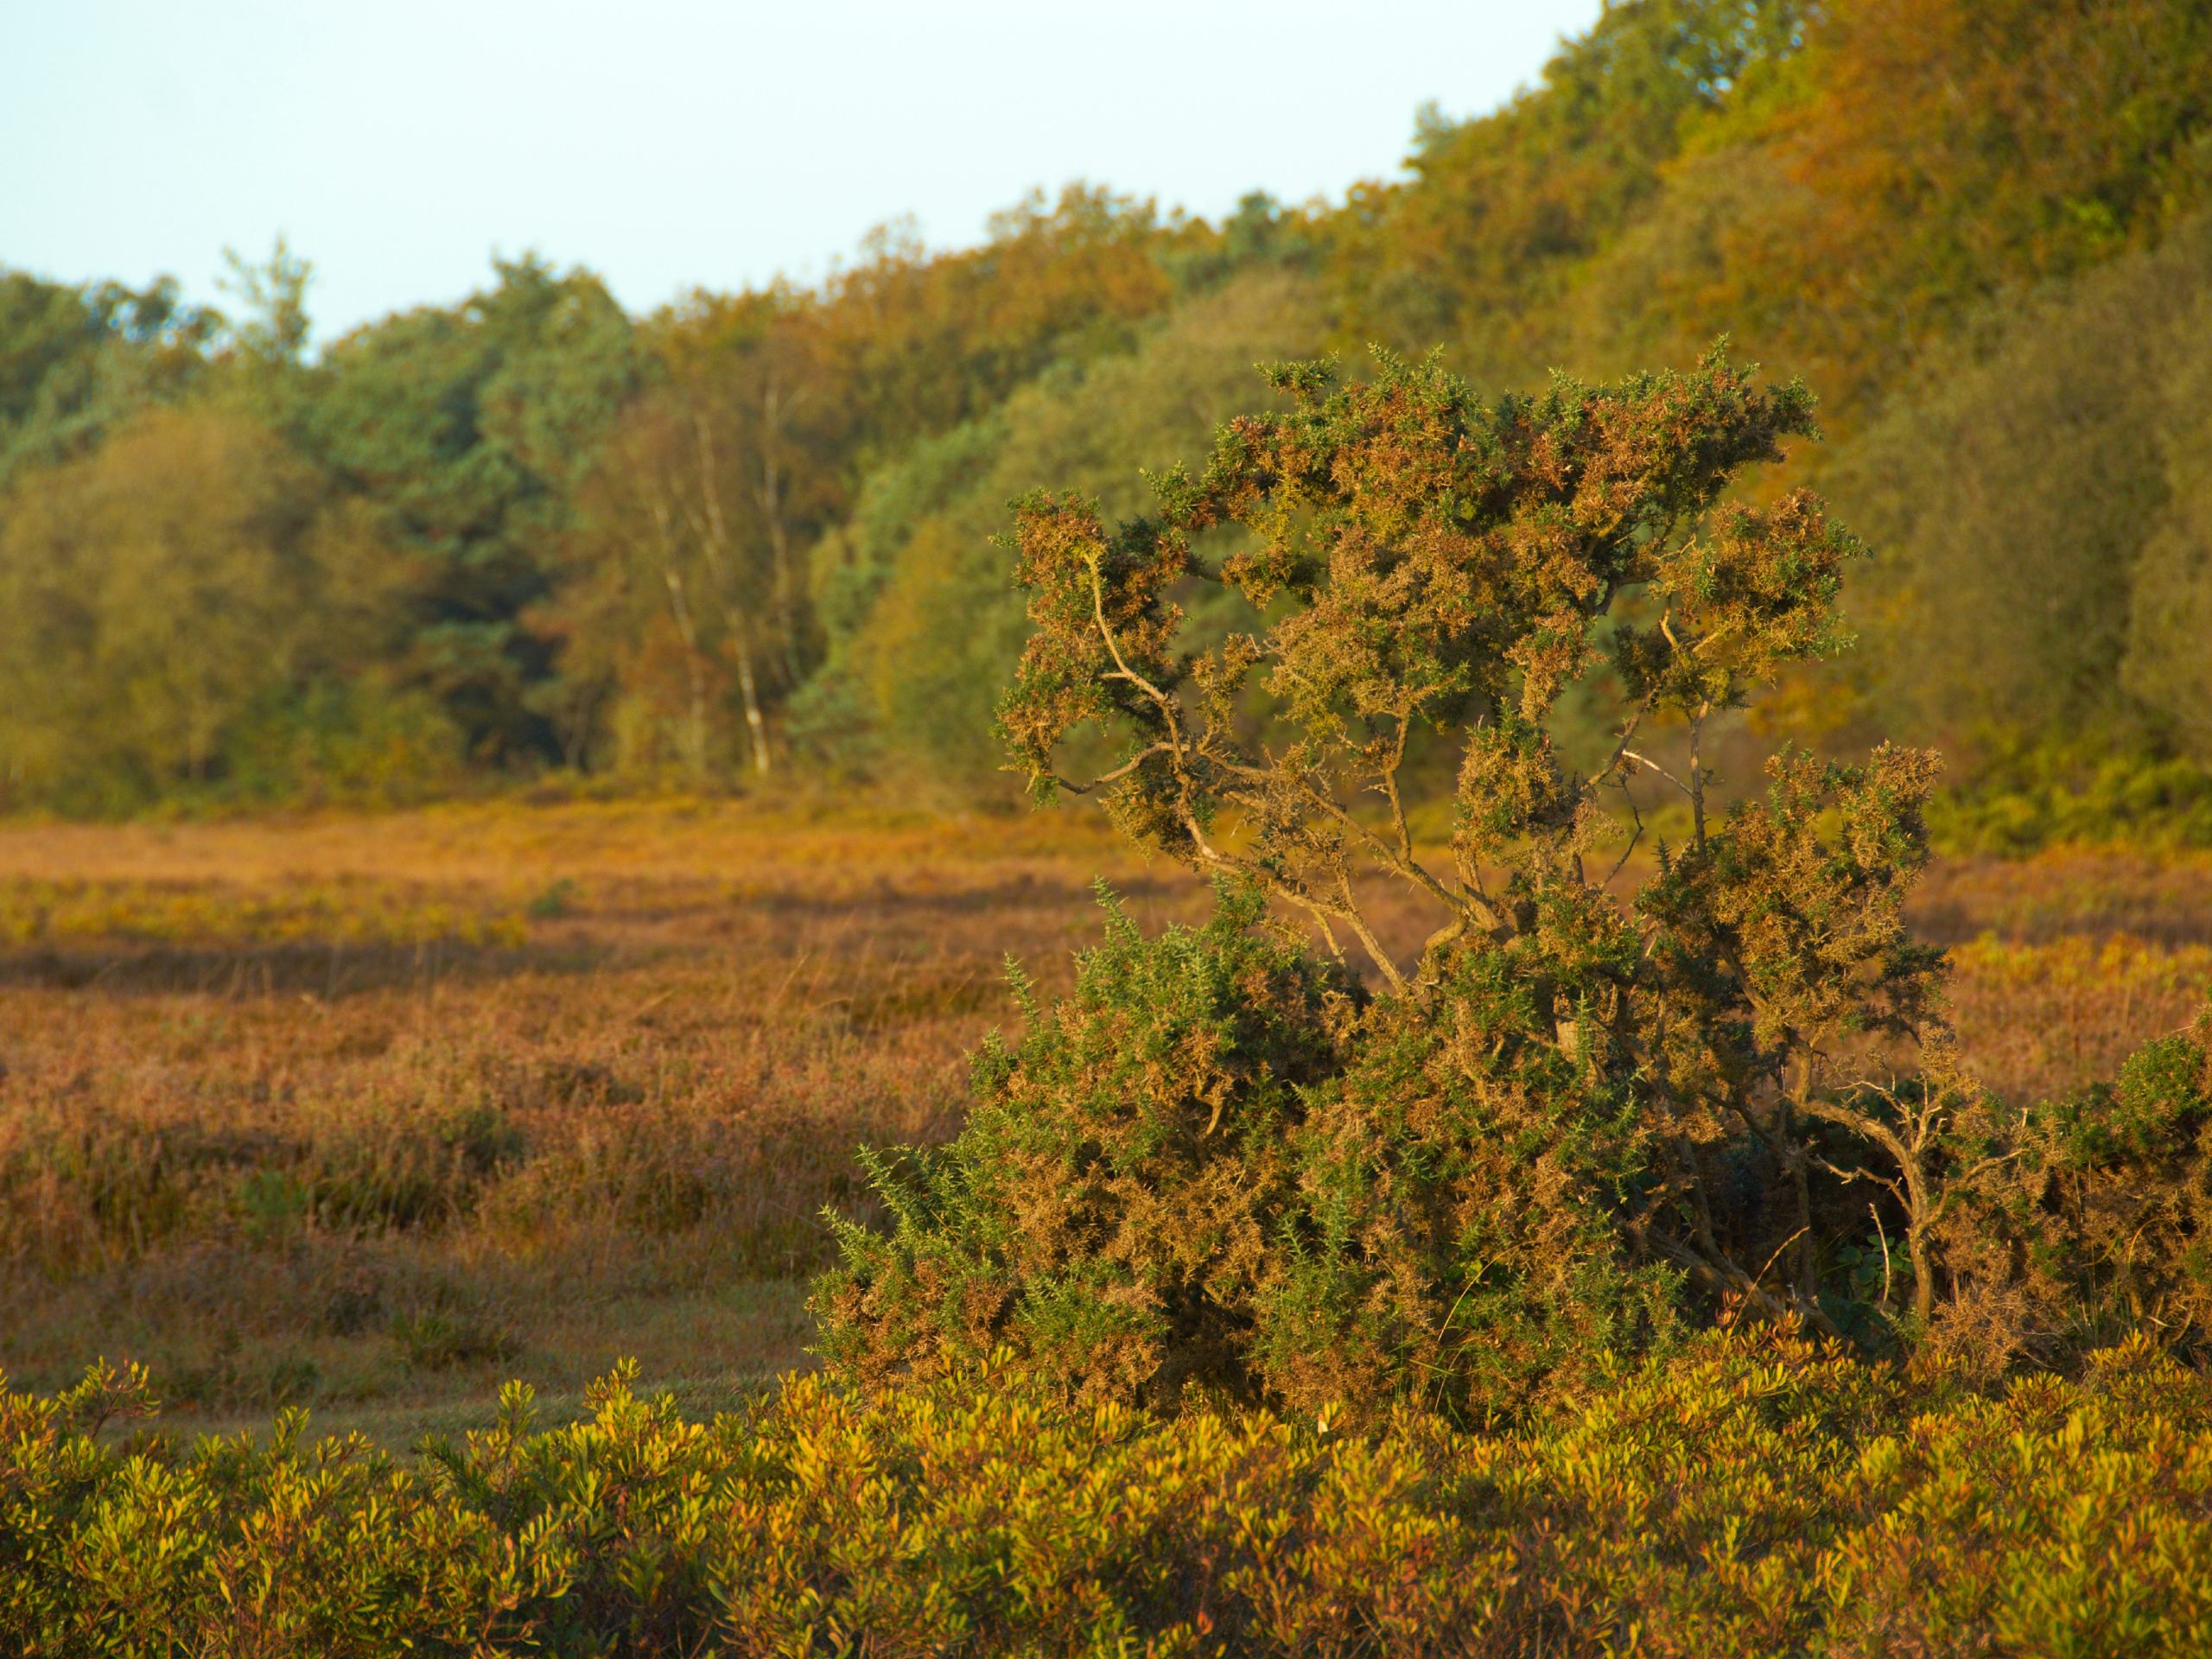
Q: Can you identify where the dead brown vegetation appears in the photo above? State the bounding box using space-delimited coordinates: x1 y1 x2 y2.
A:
3 798 2208 1433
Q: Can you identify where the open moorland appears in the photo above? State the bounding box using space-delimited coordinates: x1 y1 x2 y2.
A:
2 799 1146 1437
6 798 2211 1443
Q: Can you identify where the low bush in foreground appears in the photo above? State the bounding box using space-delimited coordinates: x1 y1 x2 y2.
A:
4 1334 2209 1656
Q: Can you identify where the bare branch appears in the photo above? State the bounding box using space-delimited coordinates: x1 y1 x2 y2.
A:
1621 749 1695 802
1216 753 1482 938
1040 743 1172 797
1085 553 1178 728
1380 709 1419 868
1605 775 1646 887
1335 874 1407 993
1688 702 1710 849
1591 688 1660 790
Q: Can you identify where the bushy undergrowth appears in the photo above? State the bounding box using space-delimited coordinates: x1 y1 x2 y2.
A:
1929 744 2212 855
818 884 1359 1409
822 885 2212 1409
1932 1001 2212 1369
817 887 1686 1417
5 1334 2210 1656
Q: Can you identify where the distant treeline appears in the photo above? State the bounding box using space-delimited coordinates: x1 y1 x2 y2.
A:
3 0 2208 817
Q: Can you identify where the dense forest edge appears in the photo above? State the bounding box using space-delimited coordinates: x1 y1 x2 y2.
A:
5 0 2211 846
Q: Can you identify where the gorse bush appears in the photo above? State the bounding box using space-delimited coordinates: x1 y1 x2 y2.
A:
819 883 1357 1408
817 880 1688 1414
1927 1001 2212 1370
7 1336 2212 1656
818 348 2212 1415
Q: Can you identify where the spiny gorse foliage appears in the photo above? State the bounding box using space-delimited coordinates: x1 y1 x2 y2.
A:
9 1336 2212 1656
817 350 2212 1414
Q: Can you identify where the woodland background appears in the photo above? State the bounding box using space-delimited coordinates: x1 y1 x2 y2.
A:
6 0 2210 838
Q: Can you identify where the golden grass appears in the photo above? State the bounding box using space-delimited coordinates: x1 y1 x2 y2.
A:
3 799 2208 1439
0 800 1193 1433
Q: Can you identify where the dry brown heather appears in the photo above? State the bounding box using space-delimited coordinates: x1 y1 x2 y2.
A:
3 800 2209 1439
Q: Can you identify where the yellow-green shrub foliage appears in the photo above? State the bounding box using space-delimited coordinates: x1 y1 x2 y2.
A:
6 1338 2212 1656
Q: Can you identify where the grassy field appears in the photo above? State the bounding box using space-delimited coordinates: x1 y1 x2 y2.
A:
5 798 2212 1443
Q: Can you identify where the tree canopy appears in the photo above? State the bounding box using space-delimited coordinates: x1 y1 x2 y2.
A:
1 0 2205 812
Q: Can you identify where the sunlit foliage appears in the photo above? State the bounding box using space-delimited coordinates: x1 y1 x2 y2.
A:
7 1336 2212 1656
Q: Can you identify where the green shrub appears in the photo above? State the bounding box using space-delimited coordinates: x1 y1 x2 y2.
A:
5 1337 2212 1656
216 679 464 809
816 882 1355 1409
823 348 2057 1414
1257 928 1685 1414
1929 1002 2212 1366
1928 740 2212 855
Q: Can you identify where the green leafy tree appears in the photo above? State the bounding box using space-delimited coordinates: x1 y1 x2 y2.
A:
0 405 404 806
2120 274 2212 760
0 271 216 489
299 257 641 763
1836 213 2212 753
551 376 792 779
212 237 317 432
1329 0 1816 369
802 267 1328 789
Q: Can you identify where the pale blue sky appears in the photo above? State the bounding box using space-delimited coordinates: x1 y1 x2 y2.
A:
2 1 1604 340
